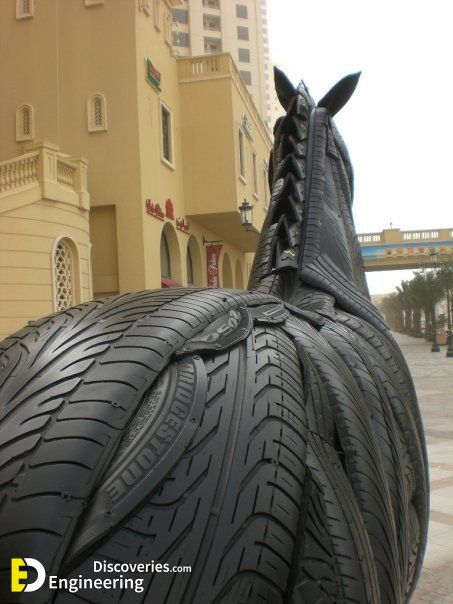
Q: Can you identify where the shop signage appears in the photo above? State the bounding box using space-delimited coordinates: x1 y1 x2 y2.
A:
206 244 223 287
176 217 189 234
145 199 164 220
145 198 190 234
145 58 161 92
242 114 253 141
165 198 174 220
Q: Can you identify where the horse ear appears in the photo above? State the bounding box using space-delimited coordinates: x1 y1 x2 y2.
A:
318 72 361 116
274 66 296 111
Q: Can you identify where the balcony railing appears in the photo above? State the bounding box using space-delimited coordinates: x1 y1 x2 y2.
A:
0 151 38 193
57 158 76 188
0 142 89 211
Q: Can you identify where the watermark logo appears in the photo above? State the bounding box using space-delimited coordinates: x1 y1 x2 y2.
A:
9 557 191 595
11 558 46 593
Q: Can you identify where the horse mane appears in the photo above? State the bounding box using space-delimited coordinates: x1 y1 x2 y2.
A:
249 68 388 333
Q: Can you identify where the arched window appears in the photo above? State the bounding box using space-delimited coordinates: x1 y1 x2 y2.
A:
160 232 171 278
186 246 194 285
54 239 75 311
139 0 151 15
165 11 172 45
16 0 34 19
87 94 107 132
16 104 34 141
154 0 161 30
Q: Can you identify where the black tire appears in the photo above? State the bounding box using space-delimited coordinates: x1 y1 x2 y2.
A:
334 311 429 599
56 323 308 604
0 290 307 604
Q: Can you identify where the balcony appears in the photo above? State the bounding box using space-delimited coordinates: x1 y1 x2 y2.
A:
0 142 89 214
204 37 222 53
202 0 220 8
178 54 272 251
203 14 221 32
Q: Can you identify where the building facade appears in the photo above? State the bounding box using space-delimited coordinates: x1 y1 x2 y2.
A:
0 0 272 340
172 0 276 129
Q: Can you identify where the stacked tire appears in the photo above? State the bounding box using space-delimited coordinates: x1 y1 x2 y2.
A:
0 287 428 603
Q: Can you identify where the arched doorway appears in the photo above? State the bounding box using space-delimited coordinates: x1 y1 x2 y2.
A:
222 252 233 288
235 260 244 289
160 223 182 287
160 232 171 279
187 236 203 286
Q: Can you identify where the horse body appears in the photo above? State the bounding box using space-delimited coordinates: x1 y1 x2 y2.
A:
0 70 428 603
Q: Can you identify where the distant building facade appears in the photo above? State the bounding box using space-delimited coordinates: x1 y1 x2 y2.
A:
0 0 272 339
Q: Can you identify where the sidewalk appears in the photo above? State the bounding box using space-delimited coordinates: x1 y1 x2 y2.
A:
392 333 453 603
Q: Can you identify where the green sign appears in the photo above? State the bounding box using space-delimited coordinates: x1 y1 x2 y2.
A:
145 58 161 92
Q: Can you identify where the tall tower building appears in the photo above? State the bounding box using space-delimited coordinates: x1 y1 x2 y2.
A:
172 0 274 128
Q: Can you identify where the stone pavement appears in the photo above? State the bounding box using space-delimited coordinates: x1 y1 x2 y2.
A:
392 333 453 603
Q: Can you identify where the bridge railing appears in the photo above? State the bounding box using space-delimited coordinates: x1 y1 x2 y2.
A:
358 228 453 246
357 233 382 244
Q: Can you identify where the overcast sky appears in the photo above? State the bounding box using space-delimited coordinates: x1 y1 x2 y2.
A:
267 0 453 294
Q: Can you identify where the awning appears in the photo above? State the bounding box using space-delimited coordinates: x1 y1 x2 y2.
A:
161 277 183 288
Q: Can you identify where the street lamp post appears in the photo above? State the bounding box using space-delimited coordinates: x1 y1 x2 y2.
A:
429 251 441 352
445 269 453 357
447 327 453 357
431 307 440 352
239 199 254 232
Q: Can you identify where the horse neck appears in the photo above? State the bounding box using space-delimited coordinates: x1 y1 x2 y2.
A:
249 96 379 328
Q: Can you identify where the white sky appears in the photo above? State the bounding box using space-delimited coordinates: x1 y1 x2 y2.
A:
267 0 453 294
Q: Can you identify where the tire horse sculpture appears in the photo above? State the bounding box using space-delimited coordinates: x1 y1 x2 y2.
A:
0 69 428 603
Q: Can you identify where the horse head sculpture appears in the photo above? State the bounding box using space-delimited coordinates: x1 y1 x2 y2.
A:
250 68 387 332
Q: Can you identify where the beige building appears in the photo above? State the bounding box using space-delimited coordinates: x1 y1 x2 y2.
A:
172 0 274 129
0 0 272 340
268 62 285 128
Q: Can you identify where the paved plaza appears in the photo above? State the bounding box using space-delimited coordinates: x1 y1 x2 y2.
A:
393 333 453 603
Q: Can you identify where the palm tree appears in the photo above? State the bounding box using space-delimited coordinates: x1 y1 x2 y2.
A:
407 274 425 337
396 280 417 335
411 272 432 339
381 292 404 331
416 269 444 347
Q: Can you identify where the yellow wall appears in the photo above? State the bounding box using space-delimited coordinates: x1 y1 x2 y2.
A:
0 199 91 340
56 0 145 294
180 77 237 216
90 205 119 296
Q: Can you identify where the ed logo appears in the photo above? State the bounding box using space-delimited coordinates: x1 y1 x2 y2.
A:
11 558 46 592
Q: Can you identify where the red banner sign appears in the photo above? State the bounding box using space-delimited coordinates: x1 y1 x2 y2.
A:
206 245 223 287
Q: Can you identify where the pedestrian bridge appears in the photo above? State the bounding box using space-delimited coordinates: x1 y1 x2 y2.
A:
358 228 453 271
